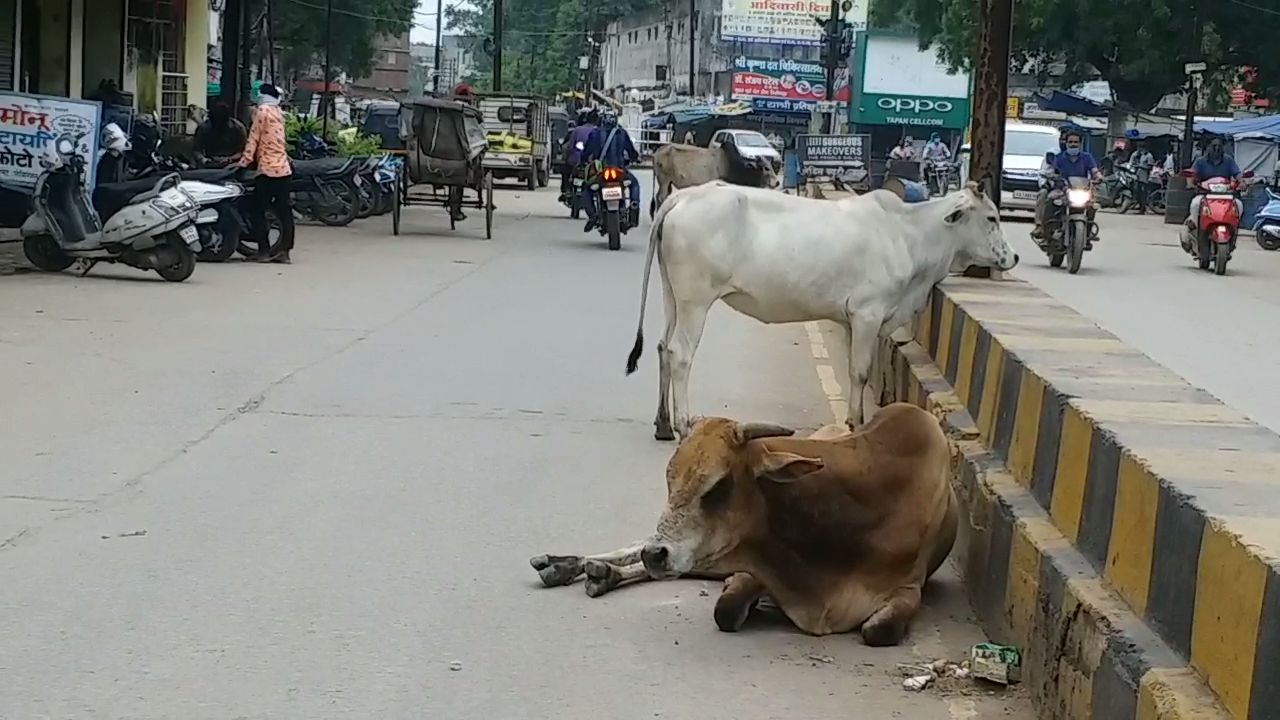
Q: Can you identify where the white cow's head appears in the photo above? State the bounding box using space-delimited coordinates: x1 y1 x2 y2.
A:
945 183 1018 271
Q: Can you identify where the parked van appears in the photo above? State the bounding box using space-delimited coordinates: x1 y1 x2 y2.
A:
957 122 1062 214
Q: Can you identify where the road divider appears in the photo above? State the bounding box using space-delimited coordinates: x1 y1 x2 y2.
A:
879 276 1279 720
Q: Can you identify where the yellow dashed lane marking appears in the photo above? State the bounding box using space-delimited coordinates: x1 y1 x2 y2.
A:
805 321 846 425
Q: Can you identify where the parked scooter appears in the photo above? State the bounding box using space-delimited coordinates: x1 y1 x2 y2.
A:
585 165 638 251
1253 185 1280 251
289 156 360 227
22 132 202 282
1179 171 1253 276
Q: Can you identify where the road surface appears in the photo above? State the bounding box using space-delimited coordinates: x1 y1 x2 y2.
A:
1005 210 1280 434
0 184 1027 719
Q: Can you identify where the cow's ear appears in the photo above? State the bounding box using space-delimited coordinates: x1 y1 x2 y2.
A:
755 451 824 483
944 207 967 224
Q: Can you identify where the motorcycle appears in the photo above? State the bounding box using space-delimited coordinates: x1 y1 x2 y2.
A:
288 156 360 227
1181 171 1252 275
1253 185 1280 251
1039 174 1097 274
22 134 202 282
925 159 953 196
1096 163 1138 213
586 165 637 251
561 162 590 219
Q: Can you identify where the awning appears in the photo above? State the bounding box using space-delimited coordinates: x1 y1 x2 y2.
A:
1036 91 1109 118
1196 115 1280 140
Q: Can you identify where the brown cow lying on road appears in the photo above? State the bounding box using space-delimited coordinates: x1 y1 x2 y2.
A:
530 403 957 646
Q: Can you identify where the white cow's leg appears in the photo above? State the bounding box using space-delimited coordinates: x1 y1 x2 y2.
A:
530 541 646 588
583 560 651 598
845 313 881 427
668 299 713 439
654 263 679 441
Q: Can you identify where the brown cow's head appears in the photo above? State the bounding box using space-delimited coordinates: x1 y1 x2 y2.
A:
641 417 824 578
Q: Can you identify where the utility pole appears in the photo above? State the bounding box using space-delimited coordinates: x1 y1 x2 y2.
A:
968 0 1014 205
321 0 334 138
687 0 696 97
822 0 839 133
220 0 244 115
493 0 505 91
1180 0 1203 170
432 0 444 94
266 0 276 82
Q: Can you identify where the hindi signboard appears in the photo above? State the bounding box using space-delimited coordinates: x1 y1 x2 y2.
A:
796 133 870 185
0 92 102 190
721 0 868 45
730 56 851 109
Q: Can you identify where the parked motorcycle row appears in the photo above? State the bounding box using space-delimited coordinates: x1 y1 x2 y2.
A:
20 118 403 282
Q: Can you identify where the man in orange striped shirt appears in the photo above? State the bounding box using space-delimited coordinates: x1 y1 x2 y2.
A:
240 84 296 263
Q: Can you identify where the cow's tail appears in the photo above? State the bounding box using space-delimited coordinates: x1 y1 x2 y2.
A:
626 188 682 375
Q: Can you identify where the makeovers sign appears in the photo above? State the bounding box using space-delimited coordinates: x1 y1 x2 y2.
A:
731 56 850 109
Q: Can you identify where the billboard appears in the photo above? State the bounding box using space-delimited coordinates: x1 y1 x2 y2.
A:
730 56 850 110
721 0 868 46
850 33 971 128
796 133 871 185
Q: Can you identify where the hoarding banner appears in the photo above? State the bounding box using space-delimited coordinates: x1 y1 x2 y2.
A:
721 0 868 45
730 56 850 106
796 133 871 184
854 93 970 128
0 92 102 189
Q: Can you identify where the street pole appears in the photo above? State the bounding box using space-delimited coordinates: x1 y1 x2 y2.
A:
963 0 1013 278
432 0 444 94
220 0 243 115
822 0 839 133
266 0 276 83
687 0 696 97
322 0 333 138
1180 0 1203 170
493 0 504 91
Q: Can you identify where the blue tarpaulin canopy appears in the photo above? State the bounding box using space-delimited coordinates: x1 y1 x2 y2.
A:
642 106 713 129
1036 90 1110 117
1196 116 1280 140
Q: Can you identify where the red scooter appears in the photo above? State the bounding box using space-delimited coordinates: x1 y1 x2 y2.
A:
1180 170 1253 276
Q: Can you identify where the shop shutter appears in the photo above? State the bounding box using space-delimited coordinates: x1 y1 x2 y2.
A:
0 0 14 91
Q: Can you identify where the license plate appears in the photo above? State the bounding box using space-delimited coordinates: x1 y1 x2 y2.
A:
179 225 199 245
1013 191 1037 200
601 186 623 200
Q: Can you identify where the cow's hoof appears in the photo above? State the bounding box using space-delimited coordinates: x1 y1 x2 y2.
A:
530 554 584 587
654 425 676 442
860 606 910 647
583 559 619 598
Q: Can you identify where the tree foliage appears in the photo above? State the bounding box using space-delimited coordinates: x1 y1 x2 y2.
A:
447 0 659 95
267 0 417 79
869 0 1279 111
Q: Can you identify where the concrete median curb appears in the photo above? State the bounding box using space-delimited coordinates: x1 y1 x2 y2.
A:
882 276 1280 719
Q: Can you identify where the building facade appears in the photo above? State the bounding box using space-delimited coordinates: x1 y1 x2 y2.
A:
0 0 210 132
348 33 411 100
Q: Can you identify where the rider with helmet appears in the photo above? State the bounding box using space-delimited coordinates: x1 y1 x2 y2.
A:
582 108 641 230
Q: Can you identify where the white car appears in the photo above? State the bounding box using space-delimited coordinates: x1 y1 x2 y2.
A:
709 129 783 169
958 122 1062 214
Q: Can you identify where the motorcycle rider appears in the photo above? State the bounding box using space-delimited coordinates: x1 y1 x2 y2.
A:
1034 129 1103 242
563 108 598 203
1185 138 1244 235
582 108 641 231
923 132 951 194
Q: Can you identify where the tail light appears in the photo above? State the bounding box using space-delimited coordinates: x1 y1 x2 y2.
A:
1213 225 1232 242
602 167 622 182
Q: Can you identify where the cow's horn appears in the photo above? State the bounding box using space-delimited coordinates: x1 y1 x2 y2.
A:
738 422 796 442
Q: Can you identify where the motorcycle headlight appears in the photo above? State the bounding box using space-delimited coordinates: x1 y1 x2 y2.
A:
1067 189 1092 207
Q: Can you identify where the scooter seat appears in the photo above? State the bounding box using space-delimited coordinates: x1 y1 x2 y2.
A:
177 168 239 183
93 178 167 219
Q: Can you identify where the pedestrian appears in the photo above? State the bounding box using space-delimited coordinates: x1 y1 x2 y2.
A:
1130 141 1156 213
193 100 247 167
239 84 295 264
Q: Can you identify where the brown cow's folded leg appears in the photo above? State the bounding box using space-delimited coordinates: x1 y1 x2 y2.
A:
860 587 922 647
530 541 647 589
714 573 767 632
584 560 651 597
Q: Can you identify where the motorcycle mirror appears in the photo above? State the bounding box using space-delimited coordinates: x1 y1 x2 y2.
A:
55 137 75 156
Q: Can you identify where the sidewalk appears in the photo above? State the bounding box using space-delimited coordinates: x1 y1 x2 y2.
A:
0 241 30 275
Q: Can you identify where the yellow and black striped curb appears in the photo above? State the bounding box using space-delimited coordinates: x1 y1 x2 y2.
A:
889 276 1280 719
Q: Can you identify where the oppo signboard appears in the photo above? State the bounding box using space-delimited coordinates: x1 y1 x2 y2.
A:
850 33 972 128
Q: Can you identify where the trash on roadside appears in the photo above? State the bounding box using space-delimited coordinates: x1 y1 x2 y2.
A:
806 654 835 665
449 660 463 671
970 643 1022 685
903 674 934 691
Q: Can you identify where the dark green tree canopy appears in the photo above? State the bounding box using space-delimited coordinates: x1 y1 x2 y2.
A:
270 0 418 79
870 0 1279 111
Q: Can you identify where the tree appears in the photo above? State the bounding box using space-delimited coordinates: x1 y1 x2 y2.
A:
446 0 659 96
267 0 417 80
869 0 1279 112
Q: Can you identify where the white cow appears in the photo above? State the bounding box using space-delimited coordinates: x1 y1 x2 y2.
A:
624 181 1018 441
